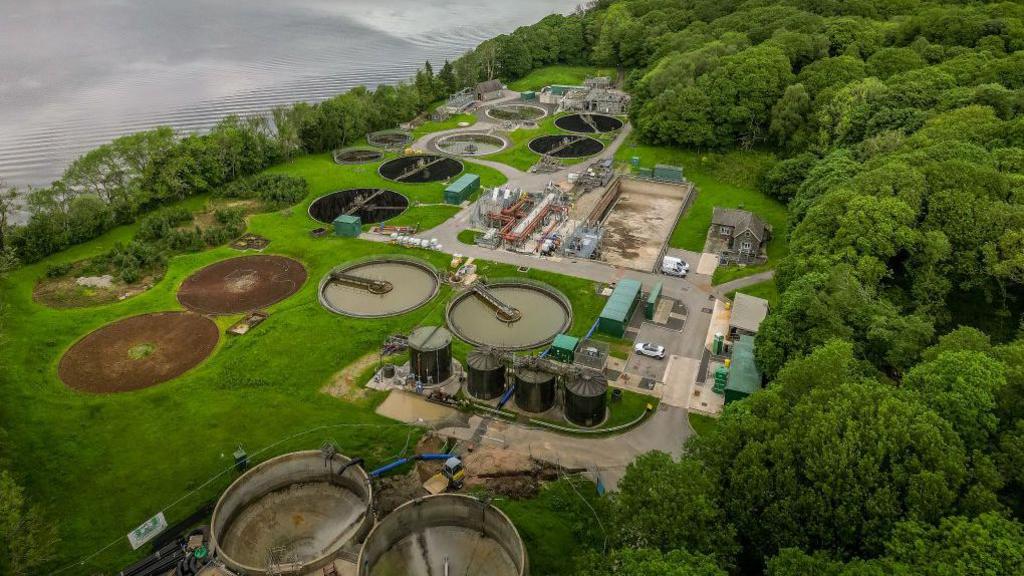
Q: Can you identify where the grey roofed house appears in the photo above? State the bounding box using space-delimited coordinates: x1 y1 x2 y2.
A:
712 207 768 243
729 292 770 336
475 79 504 101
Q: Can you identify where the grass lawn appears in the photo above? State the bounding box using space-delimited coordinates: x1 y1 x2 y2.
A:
507 65 615 92
614 140 787 285
590 332 634 360
726 278 780 306
484 115 561 171
412 112 477 139
0 146 611 573
456 229 477 245
495 477 606 575
688 412 720 436
602 389 655 429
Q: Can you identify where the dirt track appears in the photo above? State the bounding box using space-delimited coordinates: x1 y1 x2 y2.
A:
177 255 307 315
58 311 219 393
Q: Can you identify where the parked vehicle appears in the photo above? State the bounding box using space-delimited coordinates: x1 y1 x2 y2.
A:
634 342 666 359
661 256 689 277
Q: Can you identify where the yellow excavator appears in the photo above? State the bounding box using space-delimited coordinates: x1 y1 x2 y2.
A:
423 456 465 494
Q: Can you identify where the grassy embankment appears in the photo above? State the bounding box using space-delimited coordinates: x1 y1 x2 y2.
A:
0 143 613 572
614 140 786 285
507 65 615 92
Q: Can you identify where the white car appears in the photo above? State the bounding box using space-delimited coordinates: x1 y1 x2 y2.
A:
634 342 666 359
661 256 689 277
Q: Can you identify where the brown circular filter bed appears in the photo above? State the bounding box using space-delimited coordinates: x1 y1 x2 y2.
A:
59 312 219 393
528 135 604 158
378 155 463 183
177 255 307 315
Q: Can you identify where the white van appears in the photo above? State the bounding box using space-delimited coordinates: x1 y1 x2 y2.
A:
661 256 689 277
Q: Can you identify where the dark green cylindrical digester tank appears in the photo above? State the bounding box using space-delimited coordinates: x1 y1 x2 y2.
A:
565 368 608 427
408 326 453 386
467 348 506 400
514 368 556 413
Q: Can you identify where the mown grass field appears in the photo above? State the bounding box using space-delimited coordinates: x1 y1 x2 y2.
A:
726 278 780 307
507 65 615 92
0 146 610 573
614 140 786 284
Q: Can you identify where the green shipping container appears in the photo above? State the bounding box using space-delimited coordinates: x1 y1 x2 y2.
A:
445 173 480 205
598 279 642 338
645 282 662 320
333 214 361 237
550 334 579 363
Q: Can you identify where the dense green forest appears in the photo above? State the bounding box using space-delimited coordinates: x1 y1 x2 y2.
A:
448 0 1024 574
3 0 1024 574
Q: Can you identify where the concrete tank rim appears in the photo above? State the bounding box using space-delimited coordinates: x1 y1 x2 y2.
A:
432 132 509 156
554 113 624 134
377 154 465 183
318 256 441 318
355 493 528 576
307 187 410 226
484 103 549 121
209 450 372 575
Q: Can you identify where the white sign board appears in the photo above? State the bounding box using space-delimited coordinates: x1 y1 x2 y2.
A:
127 512 168 550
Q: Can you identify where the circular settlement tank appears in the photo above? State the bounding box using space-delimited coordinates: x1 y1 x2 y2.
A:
565 368 609 427
554 113 624 133
466 348 506 400
378 155 463 183
446 281 572 351
209 451 373 576
308 188 409 225
357 494 528 576
527 135 604 158
319 258 439 318
408 326 453 386
514 368 556 413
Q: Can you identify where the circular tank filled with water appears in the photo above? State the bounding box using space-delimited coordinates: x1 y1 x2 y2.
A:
319 258 439 318
209 451 373 576
466 348 506 400
357 494 528 576
446 281 572 351
514 368 556 413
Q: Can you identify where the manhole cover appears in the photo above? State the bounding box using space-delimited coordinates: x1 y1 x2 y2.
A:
639 377 655 390
701 307 713 313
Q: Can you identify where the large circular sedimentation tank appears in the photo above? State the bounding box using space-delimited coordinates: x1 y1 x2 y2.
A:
319 258 439 318
357 494 528 576
565 368 608 427
210 451 373 576
466 348 506 400
486 104 547 122
555 113 624 133
514 368 557 413
333 147 384 164
379 155 463 183
446 281 572 351
308 189 409 225
408 326 453 386
528 135 604 158
434 133 507 156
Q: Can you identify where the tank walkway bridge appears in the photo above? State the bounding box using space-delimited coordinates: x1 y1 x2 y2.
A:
328 270 392 294
393 156 448 182
468 282 522 323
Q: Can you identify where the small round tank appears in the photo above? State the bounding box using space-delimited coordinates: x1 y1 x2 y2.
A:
514 368 556 413
467 348 506 400
408 326 453 386
565 368 608 427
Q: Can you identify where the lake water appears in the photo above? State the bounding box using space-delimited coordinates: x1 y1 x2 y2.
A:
0 0 579 190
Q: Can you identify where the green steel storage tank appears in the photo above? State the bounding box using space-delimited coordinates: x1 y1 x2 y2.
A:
467 348 506 400
408 326 453 386
514 368 556 413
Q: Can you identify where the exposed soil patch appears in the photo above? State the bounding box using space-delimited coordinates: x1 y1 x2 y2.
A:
59 311 219 393
555 113 623 133
321 352 378 401
177 255 307 315
378 155 463 183
528 135 604 158
34 266 159 309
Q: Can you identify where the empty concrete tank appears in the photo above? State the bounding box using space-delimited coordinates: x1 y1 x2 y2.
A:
467 348 506 400
514 368 556 413
408 326 453 386
565 368 608 427
209 450 373 576
357 494 528 576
